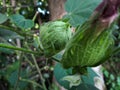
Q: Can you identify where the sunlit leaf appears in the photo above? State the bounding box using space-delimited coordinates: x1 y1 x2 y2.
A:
64 0 102 26
62 74 81 88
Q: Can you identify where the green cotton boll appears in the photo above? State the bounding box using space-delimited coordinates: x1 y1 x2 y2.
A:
40 21 72 57
61 21 114 69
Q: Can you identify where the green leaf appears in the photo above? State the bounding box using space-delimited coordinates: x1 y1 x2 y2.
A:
117 77 120 85
1 61 28 89
8 70 28 89
54 63 98 89
2 61 20 78
103 70 109 78
81 68 98 85
64 0 102 26
110 74 115 80
69 83 99 90
0 28 22 40
52 51 64 61
10 14 34 29
62 74 81 88
0 13 8 24
54 63 72 89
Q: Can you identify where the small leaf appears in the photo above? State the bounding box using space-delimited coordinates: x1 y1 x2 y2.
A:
10 14 34 29
103 70 109 77
62 74 81 88
54 63 72 89
117 77 120 85
110 74 115 80
53 51 64 61
0 13 8 24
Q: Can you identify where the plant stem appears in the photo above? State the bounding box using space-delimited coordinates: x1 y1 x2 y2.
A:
0 25 33 37
24 41 47 89
0 43 39 54
14 54 22 90
23 55 34 66
32 11 39 21
31 54 47 90
20 78 43 88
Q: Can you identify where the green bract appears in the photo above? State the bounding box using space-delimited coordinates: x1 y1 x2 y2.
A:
61 21 114 70
40 21 72 57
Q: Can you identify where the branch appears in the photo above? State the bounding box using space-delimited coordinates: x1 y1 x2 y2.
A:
31 54 47 90
20 78 43 88
0 43 39 54
14 56 22 90
0 25 33 37
1 5 36 8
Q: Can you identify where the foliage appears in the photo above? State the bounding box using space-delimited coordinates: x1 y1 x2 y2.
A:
64 0 102 26
103 26 120 90
54 63 98 90
0 0 120 90
10 14 34 29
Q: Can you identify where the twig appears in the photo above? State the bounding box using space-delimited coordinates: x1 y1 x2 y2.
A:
20 78 43 88
1 5 36 8
0 25 33 37
32 0 42 25
2 0 6 7
14 54 22 90
0 43 39 54
31 54 47 90
32 11 39 22
23 55 34 67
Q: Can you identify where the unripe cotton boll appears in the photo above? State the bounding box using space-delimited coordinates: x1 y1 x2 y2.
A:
40 21 72 57
61 0 120 74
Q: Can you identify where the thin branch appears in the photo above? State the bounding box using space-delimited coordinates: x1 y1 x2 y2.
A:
32 0 42 25
14 55 22 90
20 78 43 88
10 0 16 7
32 11 39 22
31 54 47 90
25 42 47 90
0 43 39 54
0 25 33 37
2 0 6 7
1 5 36 8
